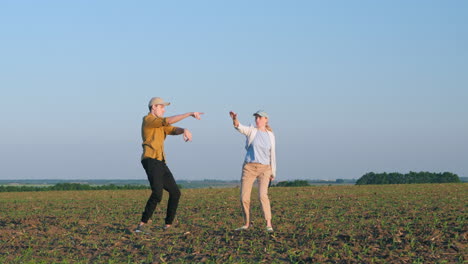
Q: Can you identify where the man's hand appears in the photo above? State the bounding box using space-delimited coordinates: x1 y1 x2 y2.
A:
183 129 192 142
191 112 204 120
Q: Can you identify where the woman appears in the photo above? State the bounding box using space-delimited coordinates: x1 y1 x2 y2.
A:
229 110 276 232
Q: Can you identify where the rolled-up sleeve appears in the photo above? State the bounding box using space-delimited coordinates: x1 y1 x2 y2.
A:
164 125 178 135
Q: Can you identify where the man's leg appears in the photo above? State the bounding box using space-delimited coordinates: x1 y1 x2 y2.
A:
162 164 181 225
141 159 165 224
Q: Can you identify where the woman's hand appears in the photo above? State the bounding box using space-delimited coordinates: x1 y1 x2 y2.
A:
183 129 192 142
229 111 239 127
229 111 237 120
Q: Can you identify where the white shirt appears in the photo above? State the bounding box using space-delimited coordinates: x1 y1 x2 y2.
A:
235 123 277 179
245 130 271 165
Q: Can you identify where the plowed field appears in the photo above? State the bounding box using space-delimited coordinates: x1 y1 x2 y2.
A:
0 184 466 263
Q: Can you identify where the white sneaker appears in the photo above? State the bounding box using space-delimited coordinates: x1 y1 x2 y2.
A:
134 224 151 234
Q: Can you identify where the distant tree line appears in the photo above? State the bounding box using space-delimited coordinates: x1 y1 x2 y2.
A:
356 171 461 185
0 183 152 192
273 180 310 187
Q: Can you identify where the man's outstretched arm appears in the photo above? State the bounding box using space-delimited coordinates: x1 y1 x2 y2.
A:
166 112 204 124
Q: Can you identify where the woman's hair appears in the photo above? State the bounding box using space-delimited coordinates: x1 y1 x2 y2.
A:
266 120 273 132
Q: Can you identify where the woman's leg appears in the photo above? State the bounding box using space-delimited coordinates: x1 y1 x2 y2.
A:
258 165 272 227
240 163 257 226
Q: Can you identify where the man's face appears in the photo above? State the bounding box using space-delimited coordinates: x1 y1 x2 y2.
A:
154 104 166 117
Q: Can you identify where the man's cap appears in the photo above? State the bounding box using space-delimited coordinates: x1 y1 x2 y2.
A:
148 97 170 108
253 110 269 118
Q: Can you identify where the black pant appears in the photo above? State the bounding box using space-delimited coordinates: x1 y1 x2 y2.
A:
141 158 181 225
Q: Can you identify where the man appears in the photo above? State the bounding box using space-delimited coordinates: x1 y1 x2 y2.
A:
135 97 203 234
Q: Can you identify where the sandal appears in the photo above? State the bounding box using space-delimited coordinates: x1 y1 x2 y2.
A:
235 225 249 231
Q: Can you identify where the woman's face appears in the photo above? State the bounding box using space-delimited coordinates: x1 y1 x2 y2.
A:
255 115 268 128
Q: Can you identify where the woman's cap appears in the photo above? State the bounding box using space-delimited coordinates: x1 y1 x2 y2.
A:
253 110 269 118
148 97 170 108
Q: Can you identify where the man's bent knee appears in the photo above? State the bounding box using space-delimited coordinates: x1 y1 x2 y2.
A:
150 192 163 203
170 189 181 199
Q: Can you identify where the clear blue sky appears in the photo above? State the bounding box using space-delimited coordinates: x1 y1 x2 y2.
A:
1 1 467 181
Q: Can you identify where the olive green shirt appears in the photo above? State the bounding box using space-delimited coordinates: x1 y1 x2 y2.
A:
141 113 178 161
